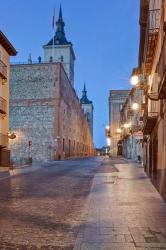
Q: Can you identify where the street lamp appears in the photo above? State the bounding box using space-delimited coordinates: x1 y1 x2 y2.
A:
106 137 111 146
132 102 139 110
130 75 139 86
117 128 122 133
124 123 131 129
8 131 16 139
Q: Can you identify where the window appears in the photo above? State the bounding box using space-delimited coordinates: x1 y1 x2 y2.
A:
119 104 123 111
63 138 65 151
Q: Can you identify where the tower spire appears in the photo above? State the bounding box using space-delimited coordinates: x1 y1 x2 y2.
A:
59 4 63 19
80 83 92 104
83 82 87 94
46 5 71 46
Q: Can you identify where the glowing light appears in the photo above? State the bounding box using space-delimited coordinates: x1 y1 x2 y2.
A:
107 137 111 146
105 125 110 130
117 128 122 133
132 102 139 110
124 123 130 129
130 75 139 85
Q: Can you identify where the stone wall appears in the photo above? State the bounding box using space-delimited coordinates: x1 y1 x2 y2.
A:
58 66 93 158
9 63 93 164
10 64 58 163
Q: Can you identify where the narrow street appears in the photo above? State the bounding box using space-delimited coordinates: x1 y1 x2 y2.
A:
0 157 166 250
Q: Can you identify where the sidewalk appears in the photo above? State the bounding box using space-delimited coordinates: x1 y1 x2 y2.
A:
74 158 166 250
0 161 48 180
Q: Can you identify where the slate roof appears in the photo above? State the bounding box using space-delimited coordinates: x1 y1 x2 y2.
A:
80 84 92 104
46 6 72 46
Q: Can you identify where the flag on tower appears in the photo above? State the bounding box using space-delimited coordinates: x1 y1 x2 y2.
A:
52 8 55 31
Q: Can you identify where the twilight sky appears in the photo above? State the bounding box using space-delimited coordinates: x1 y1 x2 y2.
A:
1 0 140 147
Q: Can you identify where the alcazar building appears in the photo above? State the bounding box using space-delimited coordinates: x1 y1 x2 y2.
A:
9 6 94 163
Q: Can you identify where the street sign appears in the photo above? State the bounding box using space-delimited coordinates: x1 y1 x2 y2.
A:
133 131 143 140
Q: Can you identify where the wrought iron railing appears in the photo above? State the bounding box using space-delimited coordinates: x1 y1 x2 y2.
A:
143 7 161 72
0 133 8 147
0 60 7 80
157 35 166 90
0 97 7 114
143 110 158 123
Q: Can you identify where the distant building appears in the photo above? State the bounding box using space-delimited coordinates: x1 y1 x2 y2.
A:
9 7 93 163
0 31 17 167
109 90 129 157
80 84 94 138
120 88 144 162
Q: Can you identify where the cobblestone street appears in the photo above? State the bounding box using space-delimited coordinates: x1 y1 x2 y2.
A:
1 157 166 249
0 158 101 250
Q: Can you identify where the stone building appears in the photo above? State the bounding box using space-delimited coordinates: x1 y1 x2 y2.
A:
80 84 94 138
109 90 129 157
131 0 166 198
9 7 93 163
0 31 17 167
43 6 75 86
120 88 144 162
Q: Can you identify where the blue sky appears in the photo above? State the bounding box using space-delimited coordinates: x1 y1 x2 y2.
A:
1 0 139 147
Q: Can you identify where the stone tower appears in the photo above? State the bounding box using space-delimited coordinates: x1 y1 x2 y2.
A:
43 6 75 86
80 84 94 138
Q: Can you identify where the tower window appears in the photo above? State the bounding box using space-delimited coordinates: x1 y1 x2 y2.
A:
119 104 123 111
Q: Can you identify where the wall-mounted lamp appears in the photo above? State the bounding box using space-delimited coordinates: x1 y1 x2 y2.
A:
124 123 131 129
130 75 140 86
130 67 159 101
8 131 16 139
117 128 122 133
106 137 111 146
132 102 139 111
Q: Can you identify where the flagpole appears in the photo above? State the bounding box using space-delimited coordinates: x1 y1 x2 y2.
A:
52 7 55 62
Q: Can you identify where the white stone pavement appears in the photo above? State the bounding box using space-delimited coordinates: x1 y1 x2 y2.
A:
74 158 166 250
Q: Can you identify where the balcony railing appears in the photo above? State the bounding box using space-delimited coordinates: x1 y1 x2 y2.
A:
142 110 158 134
0 133 8 147
0 60 7 80
143 8 161 73
0 97 7 114
157 35 166 99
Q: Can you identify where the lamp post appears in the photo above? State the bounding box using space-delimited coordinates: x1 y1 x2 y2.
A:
105 125 111 157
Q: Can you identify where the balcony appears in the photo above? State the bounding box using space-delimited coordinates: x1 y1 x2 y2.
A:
0 133 8 147
0 60 7 80
142 111 158 134
157 35 166 99
143 8 160 74
0 97 7 115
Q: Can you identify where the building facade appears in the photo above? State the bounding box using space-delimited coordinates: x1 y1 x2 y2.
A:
120 88 144 162
80 84 94 139
109 90 129 157
0 31 17 167
9 7 93 164
43 6 75 86
130 0 166 198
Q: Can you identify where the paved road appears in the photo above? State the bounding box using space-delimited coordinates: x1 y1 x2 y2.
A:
1 157 166 250
0 157 103 250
